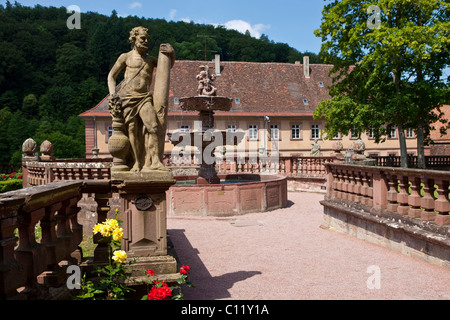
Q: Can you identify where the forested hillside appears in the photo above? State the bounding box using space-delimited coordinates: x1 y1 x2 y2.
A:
0 2 322 163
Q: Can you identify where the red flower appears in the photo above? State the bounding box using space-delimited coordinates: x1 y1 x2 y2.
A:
18 174 23 179
146 268 155 276
147 282 172 300
180 265 190 275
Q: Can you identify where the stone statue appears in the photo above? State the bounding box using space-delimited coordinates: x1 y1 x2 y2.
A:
311 138 321 157
196 65 217 96
107 26 175 172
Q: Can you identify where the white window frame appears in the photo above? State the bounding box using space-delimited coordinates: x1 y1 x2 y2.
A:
311 124 320 139
270 124 279 141
291 124 301 140
249 124 258 141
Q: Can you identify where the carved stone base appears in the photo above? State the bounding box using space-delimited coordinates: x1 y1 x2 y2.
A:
126 255 178 283
111 170 176 258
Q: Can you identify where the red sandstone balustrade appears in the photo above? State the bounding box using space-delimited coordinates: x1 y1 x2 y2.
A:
325 163 450 227
0 180 115 300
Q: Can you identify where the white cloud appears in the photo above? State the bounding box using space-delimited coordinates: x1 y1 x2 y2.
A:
129 2 142 9
169 9 177 20
223 20 270 38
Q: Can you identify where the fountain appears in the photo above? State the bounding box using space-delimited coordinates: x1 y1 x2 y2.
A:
166 64 288 216
170 64 245 184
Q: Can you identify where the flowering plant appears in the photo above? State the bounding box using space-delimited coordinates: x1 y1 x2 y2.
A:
143 265 195 300
0 171 23 181
77 209 135 300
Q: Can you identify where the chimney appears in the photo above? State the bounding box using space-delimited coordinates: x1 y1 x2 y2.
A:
215 54 221 76
303 56 310 78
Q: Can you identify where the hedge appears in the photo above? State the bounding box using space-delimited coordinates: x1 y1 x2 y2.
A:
0 179 23 193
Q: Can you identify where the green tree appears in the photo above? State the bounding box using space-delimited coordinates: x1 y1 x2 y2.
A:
314 0 449 168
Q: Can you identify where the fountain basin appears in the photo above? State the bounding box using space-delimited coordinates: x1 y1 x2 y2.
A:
166 174 288 217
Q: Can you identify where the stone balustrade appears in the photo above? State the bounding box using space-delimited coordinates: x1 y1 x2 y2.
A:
324 163 450 226
23 154 335 188
0 179 118 300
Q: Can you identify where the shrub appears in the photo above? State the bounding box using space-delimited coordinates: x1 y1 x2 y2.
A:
0 179 23 193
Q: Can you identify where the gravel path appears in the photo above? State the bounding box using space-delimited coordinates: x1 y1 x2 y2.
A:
167 192 450 300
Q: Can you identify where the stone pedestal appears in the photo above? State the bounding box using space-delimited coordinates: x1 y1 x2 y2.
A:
111 170 178 279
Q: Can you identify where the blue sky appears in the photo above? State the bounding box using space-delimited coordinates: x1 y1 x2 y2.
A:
1 0 327 53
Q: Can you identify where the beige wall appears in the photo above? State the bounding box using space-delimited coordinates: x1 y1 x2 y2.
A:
86 115 418 159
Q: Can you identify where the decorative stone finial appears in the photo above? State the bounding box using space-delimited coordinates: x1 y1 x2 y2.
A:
22 138 37 157
40 140 55 161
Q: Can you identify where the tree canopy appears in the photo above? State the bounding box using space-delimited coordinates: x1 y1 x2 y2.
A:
313 0 449 168
0 2 323 164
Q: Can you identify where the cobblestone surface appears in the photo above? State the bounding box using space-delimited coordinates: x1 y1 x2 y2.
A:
167 192 450 300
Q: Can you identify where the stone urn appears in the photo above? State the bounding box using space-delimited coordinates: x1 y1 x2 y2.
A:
108 119 130 171
22 138 37 158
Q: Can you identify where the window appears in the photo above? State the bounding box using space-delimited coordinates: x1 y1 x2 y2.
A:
174 98 179 104
180 125 190 133
291 124 301 140
249 125 258 140
319 82 324 87
406 128 414 138
235 98 240 104
303 99 309 105
227 124 237 133
351 126 359 139
107 126 114 139
311 124 320 139
369 127 375 139
270 124 279 140
332 132 341 140
389 125 397 138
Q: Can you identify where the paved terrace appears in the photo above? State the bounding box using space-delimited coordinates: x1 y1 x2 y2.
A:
167 192 450 300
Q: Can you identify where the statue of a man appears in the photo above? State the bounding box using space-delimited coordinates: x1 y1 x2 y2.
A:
107 26 175 172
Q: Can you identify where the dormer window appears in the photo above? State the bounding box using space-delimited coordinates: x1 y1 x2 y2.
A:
303 99 309 105
174 98 179 104
319 82 324 87
235 98 241 104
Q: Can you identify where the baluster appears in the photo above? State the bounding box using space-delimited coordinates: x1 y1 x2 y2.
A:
386 173 399 212
420 177 436 221
335 168 343 199
341 169 349 200
69 196 83 262
434 179 450 226
67 168 73 181
346 169 353 201
74 168 80 181
93 192 112 264
330 167 338 199
15 208 47 297
365 171 374 207
396 175 410 215
38 203 66 287
57 196 82 264
92 168 99 180
360 172 369 205
408 176 422 219
0 198 26 299
353 171 363 204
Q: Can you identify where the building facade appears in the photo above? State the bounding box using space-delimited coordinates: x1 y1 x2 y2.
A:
80 56 421 159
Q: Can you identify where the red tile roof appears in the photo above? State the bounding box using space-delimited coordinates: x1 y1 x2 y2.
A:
79 60 334 117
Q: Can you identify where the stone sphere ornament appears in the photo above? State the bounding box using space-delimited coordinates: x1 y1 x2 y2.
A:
332 141 343 153
22 138 37 157
352 139 366 154
40 140 54 156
